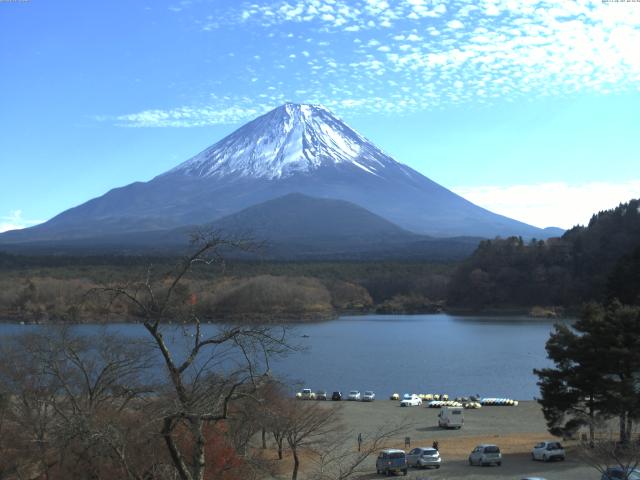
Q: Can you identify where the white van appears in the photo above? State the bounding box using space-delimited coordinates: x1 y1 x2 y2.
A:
438 406 464 429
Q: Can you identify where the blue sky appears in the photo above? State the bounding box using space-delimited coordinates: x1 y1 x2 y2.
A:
1 0 639 232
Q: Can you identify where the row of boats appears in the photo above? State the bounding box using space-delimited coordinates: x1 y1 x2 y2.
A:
479 397 519 406
389 393 519 408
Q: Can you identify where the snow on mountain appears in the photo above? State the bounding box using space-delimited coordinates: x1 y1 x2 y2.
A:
0 102 561 247
166 103 401 180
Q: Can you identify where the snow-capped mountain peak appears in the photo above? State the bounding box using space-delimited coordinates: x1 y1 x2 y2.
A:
166 103 399 180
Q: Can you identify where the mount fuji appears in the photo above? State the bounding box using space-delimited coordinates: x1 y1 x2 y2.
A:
0 103 560 249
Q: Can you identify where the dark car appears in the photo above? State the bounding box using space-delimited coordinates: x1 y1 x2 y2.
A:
331 391 342 401
601 467 640 480
376 449 408 476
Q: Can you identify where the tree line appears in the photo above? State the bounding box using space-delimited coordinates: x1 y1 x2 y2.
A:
0 260 452 323
448 199 640 309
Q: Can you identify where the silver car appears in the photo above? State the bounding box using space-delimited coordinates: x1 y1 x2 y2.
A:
362 390 376 402
531 441 565 462
468 444 502 466
407 447 441 469
347 390 361 401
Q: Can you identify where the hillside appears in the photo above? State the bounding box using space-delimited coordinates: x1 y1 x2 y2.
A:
447 198 640 309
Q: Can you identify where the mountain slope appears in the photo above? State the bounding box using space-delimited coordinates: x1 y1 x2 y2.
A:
166 103 396 179
0 194 482 260
210 193 417 242
0 103 558 245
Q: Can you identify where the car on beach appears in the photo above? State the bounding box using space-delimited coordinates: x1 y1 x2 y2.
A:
362 390 376 401
300 388 315 400
468 444 502 466
531 441 565 461
315 390 327 400
601 468 640 479
348 390 361 401
400 394 422 407
406 447 441 469
331 391 342 401
376 449 408 476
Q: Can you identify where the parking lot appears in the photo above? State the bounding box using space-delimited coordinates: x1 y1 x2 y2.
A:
324 400 598 480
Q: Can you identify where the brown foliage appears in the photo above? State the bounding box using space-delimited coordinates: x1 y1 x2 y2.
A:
194 275 334 319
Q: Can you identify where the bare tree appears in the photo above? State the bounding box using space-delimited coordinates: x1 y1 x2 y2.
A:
578 424 640 479
0 338 59 480
282 400 343 480
308 423 409 480
0 328 162 480
96 232 293 480
255 379 292 461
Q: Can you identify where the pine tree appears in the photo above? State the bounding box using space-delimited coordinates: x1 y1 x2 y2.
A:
535 302 640 443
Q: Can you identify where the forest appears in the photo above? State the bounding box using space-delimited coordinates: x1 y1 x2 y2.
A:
0 198 639 322
448 199 640 310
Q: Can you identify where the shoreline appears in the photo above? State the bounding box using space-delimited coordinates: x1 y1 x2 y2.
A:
0 308 575 325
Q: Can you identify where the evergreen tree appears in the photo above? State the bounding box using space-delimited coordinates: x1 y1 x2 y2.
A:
535 302 640 443
608 245 640 305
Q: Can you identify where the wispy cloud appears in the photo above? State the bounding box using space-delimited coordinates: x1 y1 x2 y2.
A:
115 104 274 128
452 181 640 230
0 210 42 233
111 0 640 127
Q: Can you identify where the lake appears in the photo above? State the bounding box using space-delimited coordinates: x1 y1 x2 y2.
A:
0 313 565 400
279 314 564 400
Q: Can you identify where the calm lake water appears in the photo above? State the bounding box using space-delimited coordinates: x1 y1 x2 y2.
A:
0 314 565 400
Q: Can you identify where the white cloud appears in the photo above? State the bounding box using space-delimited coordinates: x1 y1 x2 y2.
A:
0 210 42 233
446 19 465 30
110 0 640 126
114 102 277 127
452 181 640 229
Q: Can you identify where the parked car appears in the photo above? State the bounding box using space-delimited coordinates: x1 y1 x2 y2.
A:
376 449 408 476
331 391 342 401
468 444 502 466
363 391 376 402
300 388 315 400
438 406 464 429
406 447 441 469
315 390 327 400
400 394 422 407
531 441 565 462
348 390 361 401
601 468 640 479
